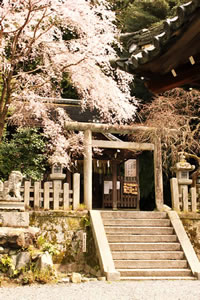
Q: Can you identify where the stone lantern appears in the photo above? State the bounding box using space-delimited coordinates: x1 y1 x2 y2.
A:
49 163 66 210
171 152 195 190
50 163 66 181
171 152 195 211
50 163 66 191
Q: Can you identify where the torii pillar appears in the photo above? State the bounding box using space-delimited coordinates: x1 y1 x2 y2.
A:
84 129 92 210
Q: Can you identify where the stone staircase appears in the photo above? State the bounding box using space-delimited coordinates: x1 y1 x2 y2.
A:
101 211 195 280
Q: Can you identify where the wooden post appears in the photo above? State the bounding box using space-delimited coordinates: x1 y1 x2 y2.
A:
63 182 70 210
182 186 189 212
154 134 164 210
34 182 40 210
24 181 31 209
170 178 180 211
73 173 80 210
44 182 50 210
84 129 92 210
191 187 197 212
112 161 117 210
53 180 60 210
66 169 72 190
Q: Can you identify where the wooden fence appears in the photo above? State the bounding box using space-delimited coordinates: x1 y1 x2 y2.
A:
20 173 80 211
170 177 200 212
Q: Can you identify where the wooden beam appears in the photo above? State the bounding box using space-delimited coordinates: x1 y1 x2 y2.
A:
84 129 92 210
65 121 177 134
146 62 200 93
148 15 200 74
92 140 154 151
65 121 157 134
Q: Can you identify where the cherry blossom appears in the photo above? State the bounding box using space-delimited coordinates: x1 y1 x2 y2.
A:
0 0 136 166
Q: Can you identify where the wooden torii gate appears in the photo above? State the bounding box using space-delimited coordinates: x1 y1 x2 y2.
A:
65 122 163 211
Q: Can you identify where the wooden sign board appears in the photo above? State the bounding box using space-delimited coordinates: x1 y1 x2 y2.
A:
123 183 138 195
124 159 136 177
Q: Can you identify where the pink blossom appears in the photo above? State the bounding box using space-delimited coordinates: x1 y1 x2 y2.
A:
1 0 137 165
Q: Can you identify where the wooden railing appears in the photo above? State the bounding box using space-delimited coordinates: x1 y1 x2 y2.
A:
20 173 80 211
170 177 200 212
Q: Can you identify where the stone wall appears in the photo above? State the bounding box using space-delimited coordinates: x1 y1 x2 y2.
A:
180 213 200 260
29 211 101 275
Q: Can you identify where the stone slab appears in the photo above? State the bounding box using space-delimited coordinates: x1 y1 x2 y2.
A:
168 211 200 279
90 210 118 279
0 211 29 227
0 201 25 211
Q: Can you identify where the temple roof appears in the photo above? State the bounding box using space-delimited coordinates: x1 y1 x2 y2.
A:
114 0 200 93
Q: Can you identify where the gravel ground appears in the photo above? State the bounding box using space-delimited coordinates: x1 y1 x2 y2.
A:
1 280 200 300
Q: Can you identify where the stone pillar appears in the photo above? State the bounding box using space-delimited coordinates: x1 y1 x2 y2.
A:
73 173 80 210
84 129 92 210
112 161 117 210
170 177 180 211
154 135 164 210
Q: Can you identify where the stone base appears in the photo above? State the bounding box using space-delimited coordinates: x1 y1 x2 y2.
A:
105 271 120 281
0 201 25 212
0 211 29 227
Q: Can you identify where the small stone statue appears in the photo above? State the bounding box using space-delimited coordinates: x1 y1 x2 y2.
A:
0 171 24 201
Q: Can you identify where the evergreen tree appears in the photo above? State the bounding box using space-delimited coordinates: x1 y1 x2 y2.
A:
109 0 189 32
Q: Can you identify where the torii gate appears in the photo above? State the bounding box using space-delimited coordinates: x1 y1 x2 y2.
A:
65 121 165 211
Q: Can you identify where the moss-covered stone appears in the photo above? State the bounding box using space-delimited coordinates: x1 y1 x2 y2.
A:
180 213 200 260
29 211 100 273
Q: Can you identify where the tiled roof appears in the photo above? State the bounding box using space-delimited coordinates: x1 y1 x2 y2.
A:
114 0 200 74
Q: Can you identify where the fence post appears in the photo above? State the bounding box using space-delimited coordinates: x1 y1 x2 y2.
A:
53 181 61 210
170 178 180 211
34 182 40 210
191 187 197 212
73 173 80 210
182 185 188 212
24 181 31 209
63 182 70 210
44 182 50 210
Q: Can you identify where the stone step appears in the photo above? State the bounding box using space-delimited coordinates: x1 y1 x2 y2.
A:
118 268 193 277
105 226 174 235
114 259 188 269
101 211 167 220
120 276 196 280
109 242 181 251
112 251 185 260
103 219 171 227
107 234 178 243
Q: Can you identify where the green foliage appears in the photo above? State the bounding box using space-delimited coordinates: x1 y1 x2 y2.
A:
0 254 19 277
0 255 13 273
37 235 59 256
131 78 153 103
80 215 90 228
0 127 48 181
61 72 79 99
107 0 135 11
110 0 189 32
61 26 79 41
33 268 57 284
20 266 57 285
76 203 87 212
121 0 169 32
15 57 42 74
